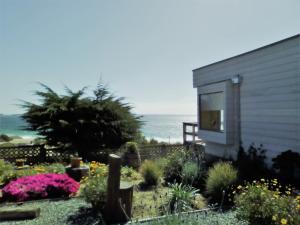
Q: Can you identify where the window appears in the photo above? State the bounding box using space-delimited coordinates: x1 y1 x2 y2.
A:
197 81 233 145
200 92 224 132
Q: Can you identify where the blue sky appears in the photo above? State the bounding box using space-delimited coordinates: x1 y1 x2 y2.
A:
0 0 299 115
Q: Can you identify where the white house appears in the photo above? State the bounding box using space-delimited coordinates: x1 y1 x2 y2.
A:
192 34 300 161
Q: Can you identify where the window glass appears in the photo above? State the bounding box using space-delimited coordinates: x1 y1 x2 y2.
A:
200 92 224 132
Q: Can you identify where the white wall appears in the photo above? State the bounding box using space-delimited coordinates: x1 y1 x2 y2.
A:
193 35 300 160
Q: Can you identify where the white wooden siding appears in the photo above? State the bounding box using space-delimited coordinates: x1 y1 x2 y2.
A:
193 35 300 160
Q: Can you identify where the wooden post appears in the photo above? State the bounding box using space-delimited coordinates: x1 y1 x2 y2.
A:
183 123 186 144
103 154 127 224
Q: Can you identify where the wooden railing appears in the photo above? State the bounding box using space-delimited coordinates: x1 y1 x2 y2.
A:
183 122 200 145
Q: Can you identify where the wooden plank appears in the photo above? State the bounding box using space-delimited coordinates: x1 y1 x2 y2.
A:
0 208 40 221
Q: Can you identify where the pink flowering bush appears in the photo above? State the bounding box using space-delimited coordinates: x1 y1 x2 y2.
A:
2 173 79 201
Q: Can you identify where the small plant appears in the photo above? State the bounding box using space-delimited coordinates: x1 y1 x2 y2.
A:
81 175 107 211
121 166 141 181
205 161 237 204
3 173 79 201
234 179 300 225
140 160 162 186
165 183 199 213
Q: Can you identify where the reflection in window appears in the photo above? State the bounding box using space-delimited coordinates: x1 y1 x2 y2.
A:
200 92 224 132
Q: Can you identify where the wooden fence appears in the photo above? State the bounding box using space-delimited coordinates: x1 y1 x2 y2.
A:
0 144 191 164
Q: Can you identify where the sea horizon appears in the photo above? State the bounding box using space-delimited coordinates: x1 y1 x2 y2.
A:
0 114 197 144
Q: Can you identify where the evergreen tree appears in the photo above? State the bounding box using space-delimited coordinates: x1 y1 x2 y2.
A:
22 83 141 159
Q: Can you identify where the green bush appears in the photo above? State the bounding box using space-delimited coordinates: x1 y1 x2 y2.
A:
235 143 269 181
163 151 186 183
0 134 13 142
235 180 300 225
0 159 14 185
123 141 141 169
81 175 107 211
205 161 237 204
165 183 199 213
182 161 205 188
140 160 161 186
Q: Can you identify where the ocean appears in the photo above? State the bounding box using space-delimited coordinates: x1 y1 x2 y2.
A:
0 114 197 143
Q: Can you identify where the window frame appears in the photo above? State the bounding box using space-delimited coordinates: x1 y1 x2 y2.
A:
197 81 234 145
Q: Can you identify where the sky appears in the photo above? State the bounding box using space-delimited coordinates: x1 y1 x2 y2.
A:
0 0 299 115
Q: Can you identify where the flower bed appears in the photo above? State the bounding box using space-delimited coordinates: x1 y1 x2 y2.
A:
2 173 79 201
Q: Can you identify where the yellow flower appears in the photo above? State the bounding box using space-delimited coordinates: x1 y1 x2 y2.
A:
272 215 277 221
281 218 288 225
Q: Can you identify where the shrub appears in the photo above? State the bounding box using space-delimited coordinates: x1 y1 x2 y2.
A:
140 160 161 186
123 142 141 169
206 161 237 204
165 183 199 213
182 161 205 188
0 134 13 142
81 175 107 211
3 173 79 201
163 151 186 183
234 179 300 225
235 143 269 181
272 150 300 188
0 159 14 185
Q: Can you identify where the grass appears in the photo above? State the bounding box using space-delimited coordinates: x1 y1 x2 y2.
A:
0 195 243 225
132 210 248 225
0 197 104 225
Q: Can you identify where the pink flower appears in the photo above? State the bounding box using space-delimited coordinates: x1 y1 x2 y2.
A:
3 173 79 201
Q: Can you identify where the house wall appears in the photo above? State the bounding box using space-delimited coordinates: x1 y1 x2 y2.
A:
193 35 300 160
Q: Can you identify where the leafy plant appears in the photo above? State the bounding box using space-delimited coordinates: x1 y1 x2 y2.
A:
165 183 199 213
234 179 300 225
140 160 162 186
81 175 107 211
121 166 141 181
22 83 141 160
3 173 79 201
205 161 238 204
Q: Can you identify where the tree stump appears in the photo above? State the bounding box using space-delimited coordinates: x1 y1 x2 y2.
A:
103 154 133 224
65 166 89 182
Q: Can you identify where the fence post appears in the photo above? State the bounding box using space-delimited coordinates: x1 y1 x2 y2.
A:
39 145 47 163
